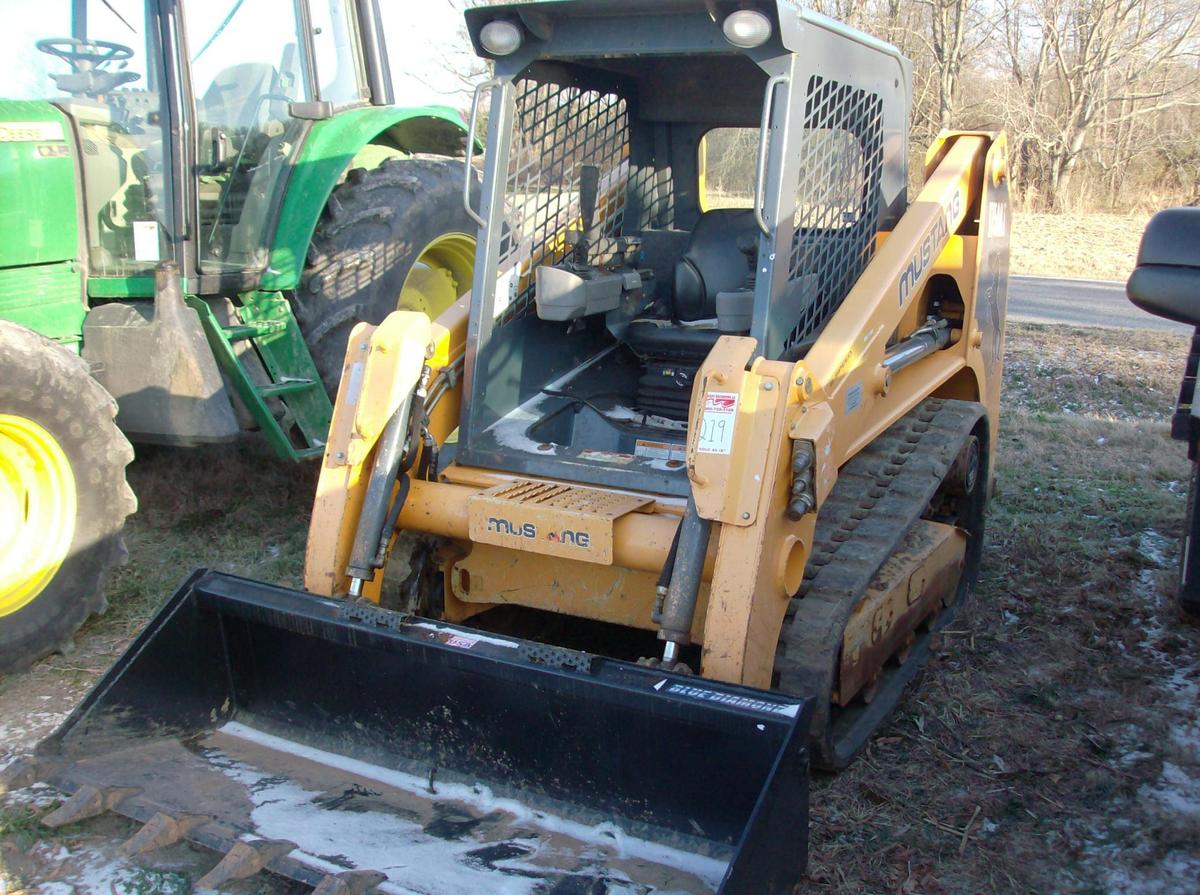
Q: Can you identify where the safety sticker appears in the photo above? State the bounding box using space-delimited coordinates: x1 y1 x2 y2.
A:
696 392 738 454
445 634 479 650
634 439 686 462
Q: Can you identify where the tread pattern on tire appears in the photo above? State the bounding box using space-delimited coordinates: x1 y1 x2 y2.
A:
296 157 478 394
0 321 136 673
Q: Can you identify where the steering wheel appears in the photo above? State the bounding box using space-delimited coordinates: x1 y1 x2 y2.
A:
36 38 134 71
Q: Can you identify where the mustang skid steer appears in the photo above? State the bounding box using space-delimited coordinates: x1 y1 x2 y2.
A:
5 2 1010 892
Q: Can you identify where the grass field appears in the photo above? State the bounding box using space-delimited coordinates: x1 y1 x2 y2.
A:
2 322 1198 893
1011 212 1150 282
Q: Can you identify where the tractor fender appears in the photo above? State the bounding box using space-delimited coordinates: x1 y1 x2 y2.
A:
261 105 473 293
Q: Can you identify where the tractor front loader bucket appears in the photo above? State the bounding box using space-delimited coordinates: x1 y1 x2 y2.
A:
14 571 813 894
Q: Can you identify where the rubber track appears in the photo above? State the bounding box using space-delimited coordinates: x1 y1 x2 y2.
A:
775 397 984 769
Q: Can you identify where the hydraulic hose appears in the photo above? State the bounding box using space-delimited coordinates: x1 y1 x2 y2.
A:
658 496 712 662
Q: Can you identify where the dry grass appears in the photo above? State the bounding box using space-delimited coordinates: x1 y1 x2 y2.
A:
807 322 1200 894
3 324 1199 893
1011 212 1150 282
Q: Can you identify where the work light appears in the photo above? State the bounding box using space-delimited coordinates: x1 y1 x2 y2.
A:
722 9 772 48
480 20 523 55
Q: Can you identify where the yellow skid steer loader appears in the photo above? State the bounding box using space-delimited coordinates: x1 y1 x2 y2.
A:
6 2 1009 892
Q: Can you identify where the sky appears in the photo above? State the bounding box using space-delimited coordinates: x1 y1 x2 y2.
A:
380 0 484 108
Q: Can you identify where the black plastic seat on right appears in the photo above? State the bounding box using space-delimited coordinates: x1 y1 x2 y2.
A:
1127 207 1200 326
672 208 758 321
626 209 757 360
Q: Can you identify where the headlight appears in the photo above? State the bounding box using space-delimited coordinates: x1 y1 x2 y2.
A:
722 9 773 48
480 20 523 56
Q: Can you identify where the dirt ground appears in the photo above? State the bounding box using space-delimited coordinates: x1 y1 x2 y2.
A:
2 322 1198 894
1010 212 1150 282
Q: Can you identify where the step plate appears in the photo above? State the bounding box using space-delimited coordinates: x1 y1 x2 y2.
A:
468 480 653 564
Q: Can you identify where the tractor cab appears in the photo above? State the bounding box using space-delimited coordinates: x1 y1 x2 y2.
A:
3 0 475 460
457 0 911 497
7 0 384 284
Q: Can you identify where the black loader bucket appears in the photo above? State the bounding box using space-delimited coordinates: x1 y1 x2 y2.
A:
17 571 814 894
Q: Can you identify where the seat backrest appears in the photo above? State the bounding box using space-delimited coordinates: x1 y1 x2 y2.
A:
672 209 757 321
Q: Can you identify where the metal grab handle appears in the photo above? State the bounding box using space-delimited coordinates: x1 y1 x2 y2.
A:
753 73 790 237
463 78 502 227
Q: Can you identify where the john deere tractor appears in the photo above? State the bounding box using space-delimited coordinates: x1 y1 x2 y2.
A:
0 0 479 671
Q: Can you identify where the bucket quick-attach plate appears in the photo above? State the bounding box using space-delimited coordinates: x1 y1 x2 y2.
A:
24 571 813 894
468 480 653 564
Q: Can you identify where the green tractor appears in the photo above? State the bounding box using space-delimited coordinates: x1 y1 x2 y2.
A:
0 0 479 672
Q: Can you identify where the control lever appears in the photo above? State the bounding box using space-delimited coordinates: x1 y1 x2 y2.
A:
571 164 601 267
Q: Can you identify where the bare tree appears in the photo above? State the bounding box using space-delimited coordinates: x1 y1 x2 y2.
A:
436 0 1200 212
1000 0 1200 210
920 0 975 131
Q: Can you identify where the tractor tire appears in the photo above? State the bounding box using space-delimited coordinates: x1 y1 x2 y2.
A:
297 157 479 394
0 321 136 674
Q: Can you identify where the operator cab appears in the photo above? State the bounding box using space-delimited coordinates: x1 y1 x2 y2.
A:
457 0 910 496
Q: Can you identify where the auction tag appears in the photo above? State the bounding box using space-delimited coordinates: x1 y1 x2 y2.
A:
697 392 738 454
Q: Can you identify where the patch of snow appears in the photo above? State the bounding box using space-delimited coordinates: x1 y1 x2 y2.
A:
1119 751 1155 767
1138 529 1171 568
0 709 71 780
1105 853 1200 895
17 841 176 895
34 884 75 895
217 722 727 894
485 399 556 455
0 710 69 759
1089 529 1200 895
1143 763 1200 817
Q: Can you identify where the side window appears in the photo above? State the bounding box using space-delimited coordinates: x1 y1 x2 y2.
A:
28 0 176 275
310 0 368 106
699 127 758 210
184 0 310 270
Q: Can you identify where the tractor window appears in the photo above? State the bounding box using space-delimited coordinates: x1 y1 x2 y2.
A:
699 128 758 210
310 0 368 106
3 1 176 275
184 0 311 272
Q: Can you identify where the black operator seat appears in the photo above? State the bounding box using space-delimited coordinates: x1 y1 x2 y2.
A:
626 208 758 359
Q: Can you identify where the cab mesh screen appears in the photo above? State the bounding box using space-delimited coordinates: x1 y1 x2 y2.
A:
495 79 630 327
782 76 884 352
